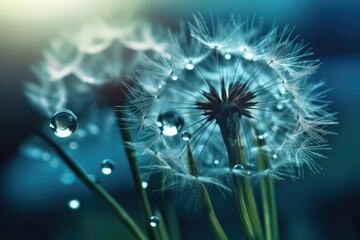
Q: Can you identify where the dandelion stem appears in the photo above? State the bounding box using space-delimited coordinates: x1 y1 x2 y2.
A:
163 181 182 240
254 127 279 240
154 209 170 240
187 143 228 240
117 110 160 240
217 114 264 240
39 133 147 240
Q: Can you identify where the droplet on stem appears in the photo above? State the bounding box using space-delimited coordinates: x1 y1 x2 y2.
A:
50 109 78 138
101 159 115 175
182 131 192 141
149 216 159 227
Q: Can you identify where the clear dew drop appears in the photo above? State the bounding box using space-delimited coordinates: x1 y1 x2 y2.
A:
50 109 78 138
101 159 115 175
157 111 184 136
273 154 277 159
185 62 194 70
149 216 159 228
224 53 232 60
68 199 80 210
182 131 191 141
68 141 79 150
233 164 245 170
142 181 148 189
213 159 220 165
170 72 178 81
258 135 264 140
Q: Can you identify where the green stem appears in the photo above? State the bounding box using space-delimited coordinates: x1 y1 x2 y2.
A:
254 127 279 240
217 113 264 240
40 133 147 240
154 209 170 240
163 187 181 240
257 159 279 240
187 143 228 240
118 111 160 240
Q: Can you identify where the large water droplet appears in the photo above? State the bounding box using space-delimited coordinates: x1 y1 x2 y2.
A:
149 216 159 227
50 109 78 138
68 199 80 210
182 131 191 141
233 164 245 171
142 181 148 189
157 111 184 136
101 159 115 175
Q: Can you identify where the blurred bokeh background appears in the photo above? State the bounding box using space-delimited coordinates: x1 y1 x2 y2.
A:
0 0 359 239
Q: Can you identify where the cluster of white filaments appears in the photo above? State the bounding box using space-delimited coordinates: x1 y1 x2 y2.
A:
25 19 166 117
123 14 336 192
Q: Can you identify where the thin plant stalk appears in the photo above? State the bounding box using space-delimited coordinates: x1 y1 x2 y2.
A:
117 110 160 240
154 209 170 240
40 133 147 240
218 114 264 240
187 143 228 240
254 126 279 240
163 182 182 240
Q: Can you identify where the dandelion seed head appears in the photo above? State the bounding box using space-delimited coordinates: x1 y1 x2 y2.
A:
123 13 336 196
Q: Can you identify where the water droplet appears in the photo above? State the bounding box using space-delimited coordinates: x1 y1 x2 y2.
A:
233 164 245 170
68 199 80 210
258 135 264 140
50 109 78 138
213 159 220 165
101 159 115 175
182 131 191 141
273 154 277 159
142 181 148 189
170 73 178 81
224 53 231 60
87 123 100 135
185 62 194 70
68 141 79 150
149 216 159 227
157 111 184 136
60 173 76 185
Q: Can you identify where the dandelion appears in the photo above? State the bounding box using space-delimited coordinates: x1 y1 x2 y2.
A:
124 13 336 240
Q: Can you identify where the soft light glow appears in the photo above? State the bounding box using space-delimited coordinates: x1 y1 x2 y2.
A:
102 168 112 175
54 128 73 138
68 199 80 210
142 181 148 189
185 63 194 70
162 126 178 136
